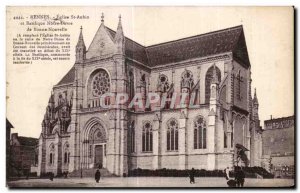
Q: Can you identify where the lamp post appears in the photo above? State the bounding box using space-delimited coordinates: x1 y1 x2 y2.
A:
80 162 83 178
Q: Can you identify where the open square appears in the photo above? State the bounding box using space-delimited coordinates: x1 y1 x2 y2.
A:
7 177 295 188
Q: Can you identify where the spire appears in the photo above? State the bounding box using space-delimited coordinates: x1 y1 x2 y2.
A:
211 64 219 85
115 14 124 41
75 26 86 62
117 15 123 32
115 14 125 53
101 12 104 24
252 88 259 121
76 26 85 48
253 88 258 105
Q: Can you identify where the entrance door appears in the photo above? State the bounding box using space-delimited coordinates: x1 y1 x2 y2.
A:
94 145 103 168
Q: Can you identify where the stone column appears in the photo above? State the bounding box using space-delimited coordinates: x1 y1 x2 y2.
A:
68 62 84 172
57 138 62 176
207 65 219 170
37 135 46 176
152 112 161 169
107 110 116 174
178 109 187 170
54 133 59 175
207 109 216 170
119 109 128 176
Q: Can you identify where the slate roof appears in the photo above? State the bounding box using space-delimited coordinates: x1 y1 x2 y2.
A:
56 66 75 86
106 27 149 65
146 25 249 67
18 136 38 147
107 25 250 67
56 25 250 86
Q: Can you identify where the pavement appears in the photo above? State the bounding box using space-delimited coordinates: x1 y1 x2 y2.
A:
7 177 295 188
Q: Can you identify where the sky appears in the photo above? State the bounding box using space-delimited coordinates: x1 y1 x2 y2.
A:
6 6 294 138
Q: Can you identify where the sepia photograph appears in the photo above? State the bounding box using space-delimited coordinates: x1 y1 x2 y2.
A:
5 6 295 188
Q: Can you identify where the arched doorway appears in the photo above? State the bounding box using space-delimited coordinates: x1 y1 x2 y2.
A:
88 123 106 168
82 120 107 169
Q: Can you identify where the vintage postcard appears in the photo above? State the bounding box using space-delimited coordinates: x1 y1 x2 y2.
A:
6 6 295 188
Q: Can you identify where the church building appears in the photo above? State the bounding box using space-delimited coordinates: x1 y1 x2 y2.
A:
37 14 262 176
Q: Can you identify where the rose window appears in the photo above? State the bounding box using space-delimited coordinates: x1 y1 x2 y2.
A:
92 70 110 97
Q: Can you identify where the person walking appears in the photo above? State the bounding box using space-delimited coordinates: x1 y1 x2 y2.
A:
224 167 230 180
235 167 245 187
189 168 195 184
49 172 54 181
95 169 101 183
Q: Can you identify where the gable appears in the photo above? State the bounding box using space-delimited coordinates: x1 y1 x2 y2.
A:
86 24 117 59
106 27 149 65
232 29 251 67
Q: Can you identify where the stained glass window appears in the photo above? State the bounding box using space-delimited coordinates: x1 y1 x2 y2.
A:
142 122 153 152
167 119 178 151
194 116 207 149
92 70 110 97
205 66 221 103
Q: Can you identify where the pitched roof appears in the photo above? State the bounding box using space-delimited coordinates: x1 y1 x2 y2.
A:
18 136 38 147
56 66 75 86
146 25 249 67
6 119 14 129
56 25 250 86
107 25 249 67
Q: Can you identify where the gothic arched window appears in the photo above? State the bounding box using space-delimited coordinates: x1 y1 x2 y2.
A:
205 66 221 103
50 153 53 165
141 74 146 83
224 132 228 148
236 70 243 100
130 121 135 153
180 70 194 90
129 70 134 100
194 116 207 149
142 121 153 152
91 69 110 97
49 143 55 165
64 142 70 164
157 74 170 93
167 119 179 151
64 152 68 163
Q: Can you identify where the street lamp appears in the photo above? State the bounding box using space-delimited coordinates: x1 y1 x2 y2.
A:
81 162 83 178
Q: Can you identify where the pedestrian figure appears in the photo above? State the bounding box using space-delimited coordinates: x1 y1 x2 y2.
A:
224 167 230 180
64 171 68 178
26 171 29 180
49 172 54 181
189 168 195 184
95 169 101 183
227 179 237 187
235 167 245 187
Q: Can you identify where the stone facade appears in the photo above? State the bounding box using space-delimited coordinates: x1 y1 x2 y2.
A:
262 116 294 176
37 15 262 176
10 133 38 176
